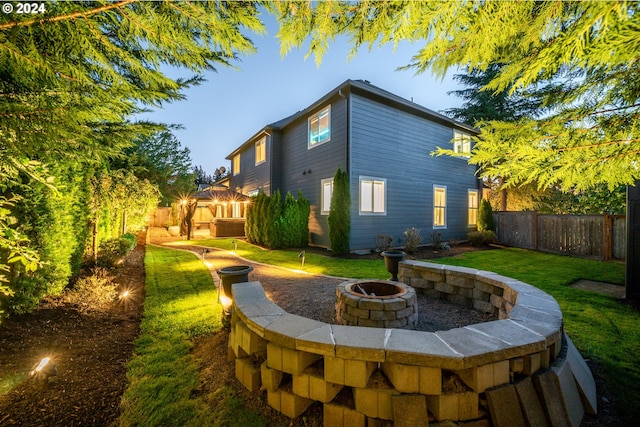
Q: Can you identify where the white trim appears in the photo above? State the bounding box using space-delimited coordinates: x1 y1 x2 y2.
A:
255 136 266 165
468 189 479 227
359 176 386 215
233 154 241 175
453 130 472 158
433 184 447 229
308 105 331 149
321 178 333 215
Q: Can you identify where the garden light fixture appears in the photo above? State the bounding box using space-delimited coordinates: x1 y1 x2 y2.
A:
30 357 57 380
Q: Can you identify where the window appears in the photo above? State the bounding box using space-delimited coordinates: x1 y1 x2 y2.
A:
321 178 333 215
433 185 447 228
233 154 240 175
453 130 472 156
232 202 242 218
468 190 479 227
308 106 331 148
255 137 266 165
247 189 259 197
360 177 386 215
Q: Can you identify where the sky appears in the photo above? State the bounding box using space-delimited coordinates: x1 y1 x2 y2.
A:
138 12 464 175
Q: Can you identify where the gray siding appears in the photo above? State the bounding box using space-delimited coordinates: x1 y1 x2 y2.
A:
349 93 479 251
229 134 272 195
280 95 348 247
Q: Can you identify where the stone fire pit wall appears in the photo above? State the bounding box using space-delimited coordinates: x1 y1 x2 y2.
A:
227 261 597 427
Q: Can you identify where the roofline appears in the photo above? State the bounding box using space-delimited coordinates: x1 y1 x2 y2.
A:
225 79 478 160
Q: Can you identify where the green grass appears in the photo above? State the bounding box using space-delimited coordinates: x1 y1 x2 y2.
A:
180 240 638 423
137 242 638 424
432 247 638 423
176 238 389 279
119 245 271 427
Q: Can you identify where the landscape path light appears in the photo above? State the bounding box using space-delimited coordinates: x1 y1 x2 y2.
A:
30 357 57 381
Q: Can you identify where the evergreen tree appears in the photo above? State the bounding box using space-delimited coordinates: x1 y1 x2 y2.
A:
328 168 350 255
271 0 640 190
0 1 264 315
117 130 196 206
477 199 495 232
445 63 542 126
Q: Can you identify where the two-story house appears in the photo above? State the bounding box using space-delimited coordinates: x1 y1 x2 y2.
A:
226 79 480 252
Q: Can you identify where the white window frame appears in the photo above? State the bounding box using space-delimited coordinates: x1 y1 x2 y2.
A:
433 185 447 229
359 176 386 215
255 137 266 165
308 106 331 149
233 154 240 175
453 130 472 157
468 189 479 227
321 178 333 215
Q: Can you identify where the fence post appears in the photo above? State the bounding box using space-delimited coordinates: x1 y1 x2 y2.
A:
603 214 612 261
533 211 539 250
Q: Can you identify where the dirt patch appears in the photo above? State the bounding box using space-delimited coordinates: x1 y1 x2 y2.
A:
570 279 625 299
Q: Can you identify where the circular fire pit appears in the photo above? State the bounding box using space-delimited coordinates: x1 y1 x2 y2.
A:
335 280 418 329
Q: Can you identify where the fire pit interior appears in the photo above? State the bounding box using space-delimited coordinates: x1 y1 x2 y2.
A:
336 280 418 329
348 281 406 297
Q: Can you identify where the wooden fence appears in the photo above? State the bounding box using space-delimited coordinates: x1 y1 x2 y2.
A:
494 212 626 260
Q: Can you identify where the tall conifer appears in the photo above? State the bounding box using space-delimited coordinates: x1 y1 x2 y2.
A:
328 168 350 255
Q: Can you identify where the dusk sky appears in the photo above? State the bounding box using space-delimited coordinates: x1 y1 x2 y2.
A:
139 12 464 175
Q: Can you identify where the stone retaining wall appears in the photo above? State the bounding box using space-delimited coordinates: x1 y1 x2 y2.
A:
227 261 596 426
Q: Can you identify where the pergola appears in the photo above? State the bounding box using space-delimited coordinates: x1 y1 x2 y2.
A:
189 185 251 237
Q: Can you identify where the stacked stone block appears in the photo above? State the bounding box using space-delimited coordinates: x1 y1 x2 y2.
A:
227 271 595 427
335 280 418 329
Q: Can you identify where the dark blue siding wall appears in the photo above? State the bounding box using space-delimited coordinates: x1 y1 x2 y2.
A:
349 93 479 251
280 95 348 247
229 134 272 195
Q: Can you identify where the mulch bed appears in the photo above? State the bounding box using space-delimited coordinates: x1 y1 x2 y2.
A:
0 233 624 426
0 238 145 426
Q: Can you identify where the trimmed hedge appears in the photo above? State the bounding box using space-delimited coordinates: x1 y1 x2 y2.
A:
246 191 309 249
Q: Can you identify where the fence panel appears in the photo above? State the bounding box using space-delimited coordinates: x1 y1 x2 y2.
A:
612 216 627 260
494 211 536 249
537 215 604 259
493 212 626 260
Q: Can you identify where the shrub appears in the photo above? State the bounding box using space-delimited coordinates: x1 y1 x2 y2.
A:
63 267 117 312
375 234 393 252
430 231 442 250
328 168 350 255
121 233 137 251
468 230 497 246
246 191 309 249
478 199 495 232
404 227 422 254
97 236 135 267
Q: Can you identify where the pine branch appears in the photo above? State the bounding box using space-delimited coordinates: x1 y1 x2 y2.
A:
0 0 137 30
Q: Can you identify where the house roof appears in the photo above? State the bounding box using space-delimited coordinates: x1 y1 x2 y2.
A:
226 79 478 159
193 185 250 202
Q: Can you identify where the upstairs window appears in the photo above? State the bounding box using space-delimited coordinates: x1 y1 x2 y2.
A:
453 130 472 156
233 154 241 175
309 106 331 148
360 177 386 215
255 137 266 165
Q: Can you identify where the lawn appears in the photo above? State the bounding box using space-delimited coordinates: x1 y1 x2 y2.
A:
120 245 266 426
426 248 637 423
190 240 637 423
134 241 637 424
173 238 390 279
